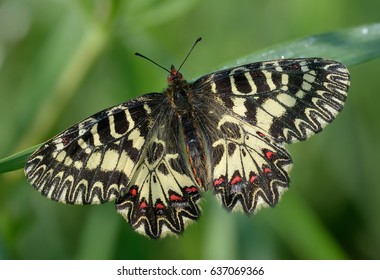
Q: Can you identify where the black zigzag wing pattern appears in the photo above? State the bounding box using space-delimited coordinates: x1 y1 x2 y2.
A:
191 58 349 213
116 110 201 239
193 58 350 143
25 93 165 204
188 94 293 213
25 92 201 238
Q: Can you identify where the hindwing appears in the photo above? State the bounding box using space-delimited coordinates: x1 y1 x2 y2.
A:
116 113 201 238
209 114 292 212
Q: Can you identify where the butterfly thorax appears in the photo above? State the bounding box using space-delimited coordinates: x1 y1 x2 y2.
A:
165 66 193 114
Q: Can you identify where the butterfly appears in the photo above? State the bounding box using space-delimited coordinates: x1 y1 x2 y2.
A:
24 38 350 239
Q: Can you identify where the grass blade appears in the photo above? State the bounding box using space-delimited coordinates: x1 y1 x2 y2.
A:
0 145 41 173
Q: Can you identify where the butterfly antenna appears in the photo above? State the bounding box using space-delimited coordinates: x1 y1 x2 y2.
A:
136 37 202 73
135 52 171 73
178 37 202 72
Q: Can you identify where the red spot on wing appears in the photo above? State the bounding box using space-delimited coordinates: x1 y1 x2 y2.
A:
231 175 242 185
257 132 266 137
185 186 198 193
155 203 165 210
265 150 275 160
169 194 183 202
61 136 70 146
139 200 147 209
249 175 257 184
213 177 224 187
263 167 272 174
129 188 137 196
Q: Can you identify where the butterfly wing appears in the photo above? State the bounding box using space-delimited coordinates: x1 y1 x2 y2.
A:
193 58 350 143
24 57 350 236
116 109 201 238
192 58 349 213
25 93 165 204
25 92 201 238
191 97 293 212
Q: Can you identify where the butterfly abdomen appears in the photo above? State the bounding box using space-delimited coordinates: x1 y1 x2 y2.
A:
180 113 210 189
166 76 210 190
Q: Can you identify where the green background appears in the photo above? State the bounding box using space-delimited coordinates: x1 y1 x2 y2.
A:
1 0 380 259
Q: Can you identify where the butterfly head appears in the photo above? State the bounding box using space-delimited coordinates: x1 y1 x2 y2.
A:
136 37 201 89
167 65 184 85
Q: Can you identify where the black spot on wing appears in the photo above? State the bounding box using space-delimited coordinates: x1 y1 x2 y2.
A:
113 110 129 135
219 122 241 139
233 70 251 94
249 71 270 93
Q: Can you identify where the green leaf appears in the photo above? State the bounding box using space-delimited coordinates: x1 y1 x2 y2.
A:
220 23 380 70
1 22 380 174
0 144 41 173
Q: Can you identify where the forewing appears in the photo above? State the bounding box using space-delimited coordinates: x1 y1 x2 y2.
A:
193 58 350 143
24 93 164 205
116 110 201 239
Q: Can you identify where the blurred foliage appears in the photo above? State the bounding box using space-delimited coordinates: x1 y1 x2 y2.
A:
0 0 380 260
